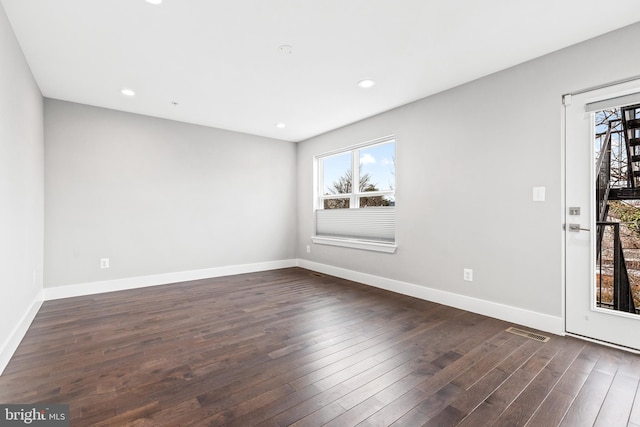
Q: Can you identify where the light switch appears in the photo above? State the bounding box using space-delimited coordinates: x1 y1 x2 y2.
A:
533 187 546 202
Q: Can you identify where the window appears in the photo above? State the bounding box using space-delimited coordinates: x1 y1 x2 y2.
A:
313 136 397 252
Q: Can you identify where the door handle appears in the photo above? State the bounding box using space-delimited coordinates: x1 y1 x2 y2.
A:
566 223 590 232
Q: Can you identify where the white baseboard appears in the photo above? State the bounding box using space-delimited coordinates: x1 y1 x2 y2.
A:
43 259 298 300
297 259 564 336
0 291 44 376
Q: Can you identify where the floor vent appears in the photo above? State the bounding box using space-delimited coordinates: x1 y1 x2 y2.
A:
309 272 325 278
506 327 550 342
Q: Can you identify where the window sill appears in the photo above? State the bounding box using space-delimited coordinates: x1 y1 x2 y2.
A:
311 236 397 253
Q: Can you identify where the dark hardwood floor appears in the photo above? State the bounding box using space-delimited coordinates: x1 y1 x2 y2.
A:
1 267 639 426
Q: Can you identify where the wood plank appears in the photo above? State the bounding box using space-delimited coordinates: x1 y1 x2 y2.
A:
491 338 584 426
441 338 541 425
559 370 616 426
631 381 640 426
392 383 462 425
526 344 600 426
457 337 563 426
593 350 640 427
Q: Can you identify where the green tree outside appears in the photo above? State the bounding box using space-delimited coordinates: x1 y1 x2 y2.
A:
324 169 392 209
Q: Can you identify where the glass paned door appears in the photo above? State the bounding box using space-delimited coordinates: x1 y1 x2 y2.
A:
565 80 640 351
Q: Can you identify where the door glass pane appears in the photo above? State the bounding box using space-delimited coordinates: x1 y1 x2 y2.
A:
594 105 640 315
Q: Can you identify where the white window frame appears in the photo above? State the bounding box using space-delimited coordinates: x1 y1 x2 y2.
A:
312 135 397 253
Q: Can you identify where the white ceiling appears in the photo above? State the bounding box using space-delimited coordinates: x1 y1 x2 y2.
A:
2 1 640 142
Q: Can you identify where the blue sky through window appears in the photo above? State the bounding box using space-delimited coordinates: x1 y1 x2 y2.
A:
322 152 351 195
360 142 395 191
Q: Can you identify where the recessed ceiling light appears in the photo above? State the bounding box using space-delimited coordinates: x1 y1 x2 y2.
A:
275 123 286 129
278 45 293 55
121 88 136 97
357 79 376 88
146 0 162 4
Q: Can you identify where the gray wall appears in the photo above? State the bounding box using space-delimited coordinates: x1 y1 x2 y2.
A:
44 100 297 287
297 22 640 319
0 3 43 348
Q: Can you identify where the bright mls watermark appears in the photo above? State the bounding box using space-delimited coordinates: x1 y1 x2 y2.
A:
0 404 69 426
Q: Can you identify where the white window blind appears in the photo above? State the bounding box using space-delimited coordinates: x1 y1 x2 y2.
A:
315 207 395 242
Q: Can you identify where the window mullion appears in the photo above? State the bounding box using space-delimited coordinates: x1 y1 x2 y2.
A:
352 149 359 209
317 157 324 209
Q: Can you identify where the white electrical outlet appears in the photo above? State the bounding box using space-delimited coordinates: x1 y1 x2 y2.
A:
100 258 110 269
306 245 311 253
463 268 473 282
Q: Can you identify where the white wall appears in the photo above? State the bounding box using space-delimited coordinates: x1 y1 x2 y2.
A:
44 100 297 289
297 22 640 332
0 2 44 370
